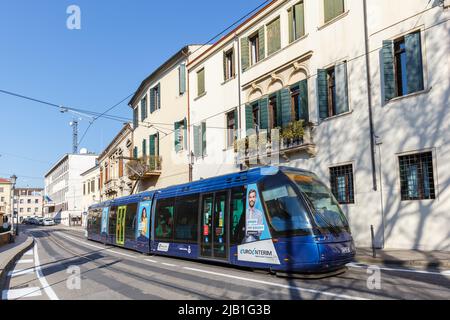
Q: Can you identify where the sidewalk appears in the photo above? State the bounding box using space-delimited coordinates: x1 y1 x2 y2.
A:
0 233 34 290
355 247 450 269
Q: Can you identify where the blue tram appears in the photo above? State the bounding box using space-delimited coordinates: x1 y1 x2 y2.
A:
87 166 356 274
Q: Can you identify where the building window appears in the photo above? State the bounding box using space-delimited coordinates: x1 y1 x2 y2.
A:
383 31 424 101
20 199 24 204
27 208 31 213
27 199 31 204
226 109 237 148
223 49 235 81
399 152 435 201
35 208 39 213
150 84 161 113
83 183 86 195
193 122 207 158
140 96 147 121
268 95 280 130
289 1 305 43
179 64 186 95
91 180 95 193
249 33 260 65
197 68 205 97
266 17 281 56
20 208 24 213
174 119 187 152
35 199 39 204
290 80 309 122
330 164 354 204
324 0 345 23
318 62 349 120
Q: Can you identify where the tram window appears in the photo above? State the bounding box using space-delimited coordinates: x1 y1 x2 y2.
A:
109 206 117 236
95 208 102 234
231 188 246 245
155 198 175 241
125 203 138 241
174 195 199 243
87 210 95 233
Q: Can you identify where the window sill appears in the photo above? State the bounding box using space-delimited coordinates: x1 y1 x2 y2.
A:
243 46 284 73
287 33 309 48
385 87 432 105
317 11 350 31
320 110 353 122
221 75 236 86
194 92 207 101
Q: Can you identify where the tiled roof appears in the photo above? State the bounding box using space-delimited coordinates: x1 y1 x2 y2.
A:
0 178 11 183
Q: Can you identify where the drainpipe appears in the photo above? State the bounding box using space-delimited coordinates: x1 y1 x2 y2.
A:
363 0 378 192
183 47 193 182
363 0 384 248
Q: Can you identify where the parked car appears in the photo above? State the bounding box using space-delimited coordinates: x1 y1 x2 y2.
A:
42 218 55 226
36 218 45 225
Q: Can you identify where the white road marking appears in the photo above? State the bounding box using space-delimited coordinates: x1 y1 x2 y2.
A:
24 249 33 256
17 259 34 264
145 259 158 263
107 250 135 258
183 267 368 300
347 263 450 277
2 287 42 300
8 268 35 277
161 263 177 267
33 242 59 300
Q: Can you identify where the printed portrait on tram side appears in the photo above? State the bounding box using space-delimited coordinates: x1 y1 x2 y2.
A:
243 187 266 244
136 201 151 242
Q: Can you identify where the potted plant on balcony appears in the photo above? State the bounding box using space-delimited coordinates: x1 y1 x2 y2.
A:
281 120 305 148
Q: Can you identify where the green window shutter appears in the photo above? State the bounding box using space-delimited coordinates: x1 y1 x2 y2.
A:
193 125 201 157
259 97 269 130
288 8 294 43
142 139 147 156
382 40 396 102
149 135 155 157
280 88 292 127
150 88 155 113
324 0 344 23
140 98 146 121
183 118 187 150
133 108 139 128
157 83 161 109
133 147 138 159
299 79 309 122
267 18 281 56
245 104 254 135
223 52 227 81
240 37 249 72
179 64 186 95
295 2 305 38
335 62 349 115
258 27 265 61
197 69 205 96
233 108 238 131
201 122 207 157
174 121 181 152
317 69 329 120
405 32 424 94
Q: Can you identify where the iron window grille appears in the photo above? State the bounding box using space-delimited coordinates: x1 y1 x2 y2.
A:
399 152 435 201
330 164 355 204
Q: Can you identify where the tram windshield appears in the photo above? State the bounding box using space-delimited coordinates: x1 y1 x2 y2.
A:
286 172 350 232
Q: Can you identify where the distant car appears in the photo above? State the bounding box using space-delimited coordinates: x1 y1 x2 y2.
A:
42 218 55 226
37 218 45 225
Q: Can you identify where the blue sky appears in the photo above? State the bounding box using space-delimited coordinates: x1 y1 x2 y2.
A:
0 0 266 188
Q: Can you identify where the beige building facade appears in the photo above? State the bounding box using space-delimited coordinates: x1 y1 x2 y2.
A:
14 188 44 221
81 165 100 227
0 178 13 229
128 45 210 192
98 123 134 200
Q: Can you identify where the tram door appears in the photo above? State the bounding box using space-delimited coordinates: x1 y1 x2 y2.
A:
200 192 228 260
116 206 126 245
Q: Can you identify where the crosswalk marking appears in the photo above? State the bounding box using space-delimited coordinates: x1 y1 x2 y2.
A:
2 287 42 300
17 259 34 264
8 268 35 277
24 249 33 256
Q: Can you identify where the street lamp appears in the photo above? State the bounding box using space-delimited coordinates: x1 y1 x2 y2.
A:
10 175 17 236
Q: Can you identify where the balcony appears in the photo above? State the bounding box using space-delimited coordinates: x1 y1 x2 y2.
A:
104 179 118 195
235 121 317 166
126 155 162 181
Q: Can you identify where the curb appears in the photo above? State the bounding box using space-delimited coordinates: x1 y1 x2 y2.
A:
0 236 35 293
355 257 450 269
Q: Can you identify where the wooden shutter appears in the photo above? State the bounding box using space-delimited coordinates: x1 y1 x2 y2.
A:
223 52 227 81
280 88 291 127
174 121 181 152
245 104 254 135
133 108 139 128
324 0 344 23
149 135 156 159
133 147 138 159
288 8 294 43
405 32 424 94
197 69 205 96
317 69 329 120
142 139 147 156
295 2 305 38
157 83 161 109
259 97 269 130
201 122 207 157
267 18 280 56
258 27 265 61
193 125 201 157
140 98 146 121
382 40 395 102
119 158 123 178
241 37 249 72
150 87 155 113
179 64 186 95
335 62 349 115
299 79 309 122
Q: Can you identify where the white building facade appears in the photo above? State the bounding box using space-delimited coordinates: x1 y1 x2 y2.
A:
44 153 97 226
188 0 450 250
81 165 100 228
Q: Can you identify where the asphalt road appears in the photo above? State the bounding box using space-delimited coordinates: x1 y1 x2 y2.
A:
2 225 449 300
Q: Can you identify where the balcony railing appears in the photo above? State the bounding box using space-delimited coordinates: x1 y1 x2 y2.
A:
235 121 317 166
126 155 162 180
